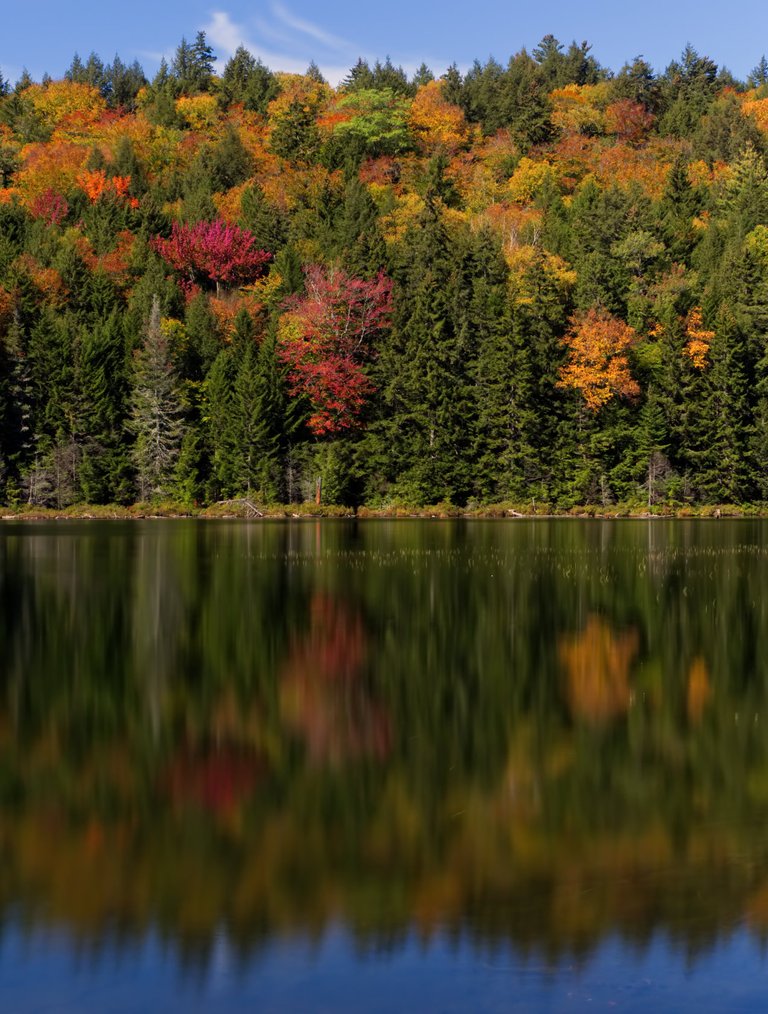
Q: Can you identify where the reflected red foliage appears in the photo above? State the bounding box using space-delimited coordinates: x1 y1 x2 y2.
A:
162 746 264 815
280 593 391 765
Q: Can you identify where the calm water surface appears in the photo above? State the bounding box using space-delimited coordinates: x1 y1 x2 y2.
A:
2 518 768 1011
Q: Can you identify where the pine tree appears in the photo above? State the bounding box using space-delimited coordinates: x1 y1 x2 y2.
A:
130 295 185 500
475 252 572 502
231 320 284 501
220 48 279 112
375 198 473 503
698 309 753 502
203 344 238 498
658 154 702 264
0 311 33 500
77 311 131 502
335 175 386 277
240 184 288 254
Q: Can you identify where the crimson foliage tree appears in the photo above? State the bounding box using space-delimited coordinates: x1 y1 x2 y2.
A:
153 220 271 294
278 265 393 436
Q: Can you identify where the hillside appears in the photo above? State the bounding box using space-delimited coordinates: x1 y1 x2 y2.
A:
1 35 768 508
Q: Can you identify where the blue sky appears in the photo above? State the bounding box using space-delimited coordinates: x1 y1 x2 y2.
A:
2 0 767 87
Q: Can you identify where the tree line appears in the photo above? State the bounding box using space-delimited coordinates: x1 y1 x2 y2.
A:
1 34 768 507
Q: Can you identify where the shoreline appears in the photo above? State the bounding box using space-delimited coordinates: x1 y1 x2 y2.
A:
0 502 763 521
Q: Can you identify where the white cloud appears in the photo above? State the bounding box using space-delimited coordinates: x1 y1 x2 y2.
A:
271 1 353 53
200 6 456 87
203 6 363 84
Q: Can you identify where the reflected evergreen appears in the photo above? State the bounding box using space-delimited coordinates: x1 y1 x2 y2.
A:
2 520 768 968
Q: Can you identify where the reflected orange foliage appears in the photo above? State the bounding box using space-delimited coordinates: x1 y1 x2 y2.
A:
559 615 639 723
686 657 712 723
746 880 768 929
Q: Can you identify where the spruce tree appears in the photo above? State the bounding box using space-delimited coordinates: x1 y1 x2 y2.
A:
376 197 473 503
130 295 185 500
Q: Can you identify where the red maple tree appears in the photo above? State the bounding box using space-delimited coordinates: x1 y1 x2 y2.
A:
278 265 393 436
152 219 271 294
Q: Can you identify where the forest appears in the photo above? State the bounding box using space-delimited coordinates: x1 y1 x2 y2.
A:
1 34 768 509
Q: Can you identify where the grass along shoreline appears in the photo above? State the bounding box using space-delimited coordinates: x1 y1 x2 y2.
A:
1 501 765 521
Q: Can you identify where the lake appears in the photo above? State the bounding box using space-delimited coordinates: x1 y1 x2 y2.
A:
1 518 768 1012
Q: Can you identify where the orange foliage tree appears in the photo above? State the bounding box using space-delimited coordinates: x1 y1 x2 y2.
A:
558 308 640 410
409 80 469 154
605 100 655 144
15 141 89 206
78 168 134 204
683 306 714 369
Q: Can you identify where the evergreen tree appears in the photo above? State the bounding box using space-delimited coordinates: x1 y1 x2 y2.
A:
77 312 131 502
335 176 387 277
231 317 284 500
205 126 254 192
172 33 215 94
130 295 185 500
220 47 279 112
475 252 571 502
374 198 473 503
240 184 288 254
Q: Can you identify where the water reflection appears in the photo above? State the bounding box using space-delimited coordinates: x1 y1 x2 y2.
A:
2 519 768 986
559 614 639 723
280 593 391 765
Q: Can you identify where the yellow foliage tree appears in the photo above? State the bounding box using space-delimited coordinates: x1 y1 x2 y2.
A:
508 156 552 203
683 307 714 369
27 81 106 132
176 94 220 131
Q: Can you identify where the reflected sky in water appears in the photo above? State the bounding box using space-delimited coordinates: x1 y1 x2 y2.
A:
3 926 768 1013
